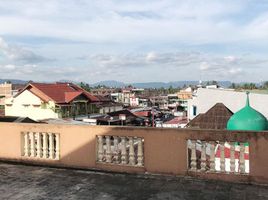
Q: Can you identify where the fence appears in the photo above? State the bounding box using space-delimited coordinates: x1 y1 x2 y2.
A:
0 122 267 184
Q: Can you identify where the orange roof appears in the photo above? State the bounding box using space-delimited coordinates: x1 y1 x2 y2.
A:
64 91 83 103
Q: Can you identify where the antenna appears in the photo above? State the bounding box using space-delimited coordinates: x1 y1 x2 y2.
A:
246 91 250 107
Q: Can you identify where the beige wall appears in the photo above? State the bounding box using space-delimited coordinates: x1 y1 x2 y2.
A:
0 83 12 96
0 123 268 184
0 83 12 106
5 90 58 120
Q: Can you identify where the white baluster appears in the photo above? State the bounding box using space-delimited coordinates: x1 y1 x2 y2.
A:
239 143 245 174
220 142 225 172
209 141 215 172
105 136 112 163
137 138 144 166
49 133 54 159
55 134 60 160
24 132 30 157
42 133 48 159
230 142 236 173
36 132 42 158
97 136 104 162
190 140 197 171
113 136 119 163
129 137 135 165
121 137 127 164
200 141 207 172
30 132 36 157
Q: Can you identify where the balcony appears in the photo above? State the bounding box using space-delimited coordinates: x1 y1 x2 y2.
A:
0 122 268 198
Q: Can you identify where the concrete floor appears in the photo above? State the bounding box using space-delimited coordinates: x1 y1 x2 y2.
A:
0 162 268 200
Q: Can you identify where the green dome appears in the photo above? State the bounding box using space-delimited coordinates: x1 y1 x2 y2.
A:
227 92 268 131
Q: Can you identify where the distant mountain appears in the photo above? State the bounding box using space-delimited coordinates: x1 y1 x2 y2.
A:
0 79 28 84
91 80 126 88
132 81 200 89
90 80 232 89
0 79 233 89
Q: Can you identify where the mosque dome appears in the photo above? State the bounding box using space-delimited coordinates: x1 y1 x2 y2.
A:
227 92 268 131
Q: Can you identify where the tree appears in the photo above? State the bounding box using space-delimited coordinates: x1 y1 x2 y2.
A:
79 82 91 92
206 80 218 86
263 81 268 89
249 83 257 90
211 80 218 85
229 83 236 89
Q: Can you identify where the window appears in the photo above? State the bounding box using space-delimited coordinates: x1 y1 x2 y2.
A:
33 104 41 108
41 103 47 109
193 106 197 116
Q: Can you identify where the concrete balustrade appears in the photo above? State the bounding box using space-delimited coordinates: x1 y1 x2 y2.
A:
97 135 144 167
21 132 60 160
0 123 268 184
188 140 249 175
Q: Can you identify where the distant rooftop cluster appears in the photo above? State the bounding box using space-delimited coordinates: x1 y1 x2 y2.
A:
0 80 268 132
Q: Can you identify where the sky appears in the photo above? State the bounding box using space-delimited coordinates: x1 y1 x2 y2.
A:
0 0 268 83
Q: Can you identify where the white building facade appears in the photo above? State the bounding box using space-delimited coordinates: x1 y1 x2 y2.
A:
188 88 268 120
5 90 58 120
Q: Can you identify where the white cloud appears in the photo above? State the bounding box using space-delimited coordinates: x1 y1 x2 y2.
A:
146 52 157 62
224 56 240 63
0 0 266 44
0 37 49 63
88 52 201 70
0 1 267 82
228 68 242 75
200 62 210 71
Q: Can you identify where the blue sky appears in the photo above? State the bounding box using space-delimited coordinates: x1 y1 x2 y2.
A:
0 0 268 83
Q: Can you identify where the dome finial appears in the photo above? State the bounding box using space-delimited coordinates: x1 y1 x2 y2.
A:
246 91 250 107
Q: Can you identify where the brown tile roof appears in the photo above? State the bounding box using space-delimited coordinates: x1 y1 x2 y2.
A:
186 103 233 130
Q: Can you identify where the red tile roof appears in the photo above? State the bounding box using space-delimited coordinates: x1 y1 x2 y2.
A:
18 82 99 104
67 83 99 102
133 111 151 117
64 91 83 103
163 116 188 125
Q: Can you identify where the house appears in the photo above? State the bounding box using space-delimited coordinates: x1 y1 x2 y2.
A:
111 88 145 107
156 116 188 128
187 88 268 120
186 103 233 129
5 82 99 120
0 82 25 116
177 87 193 111
150 96 168 110
94 109 145 126
94 95 123 114
0 83 12 116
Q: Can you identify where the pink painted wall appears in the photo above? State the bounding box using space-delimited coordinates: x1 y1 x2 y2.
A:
0 122 267 184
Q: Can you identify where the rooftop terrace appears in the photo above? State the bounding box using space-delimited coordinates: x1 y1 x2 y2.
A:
1 122 268 199
1 162 268 200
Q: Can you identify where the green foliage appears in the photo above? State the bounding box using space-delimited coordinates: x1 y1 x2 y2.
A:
229 83 237 89
79 82 92 92
263 81 268 89
206 80 218 86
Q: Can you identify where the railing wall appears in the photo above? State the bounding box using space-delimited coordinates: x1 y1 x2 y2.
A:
0 122 268 184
